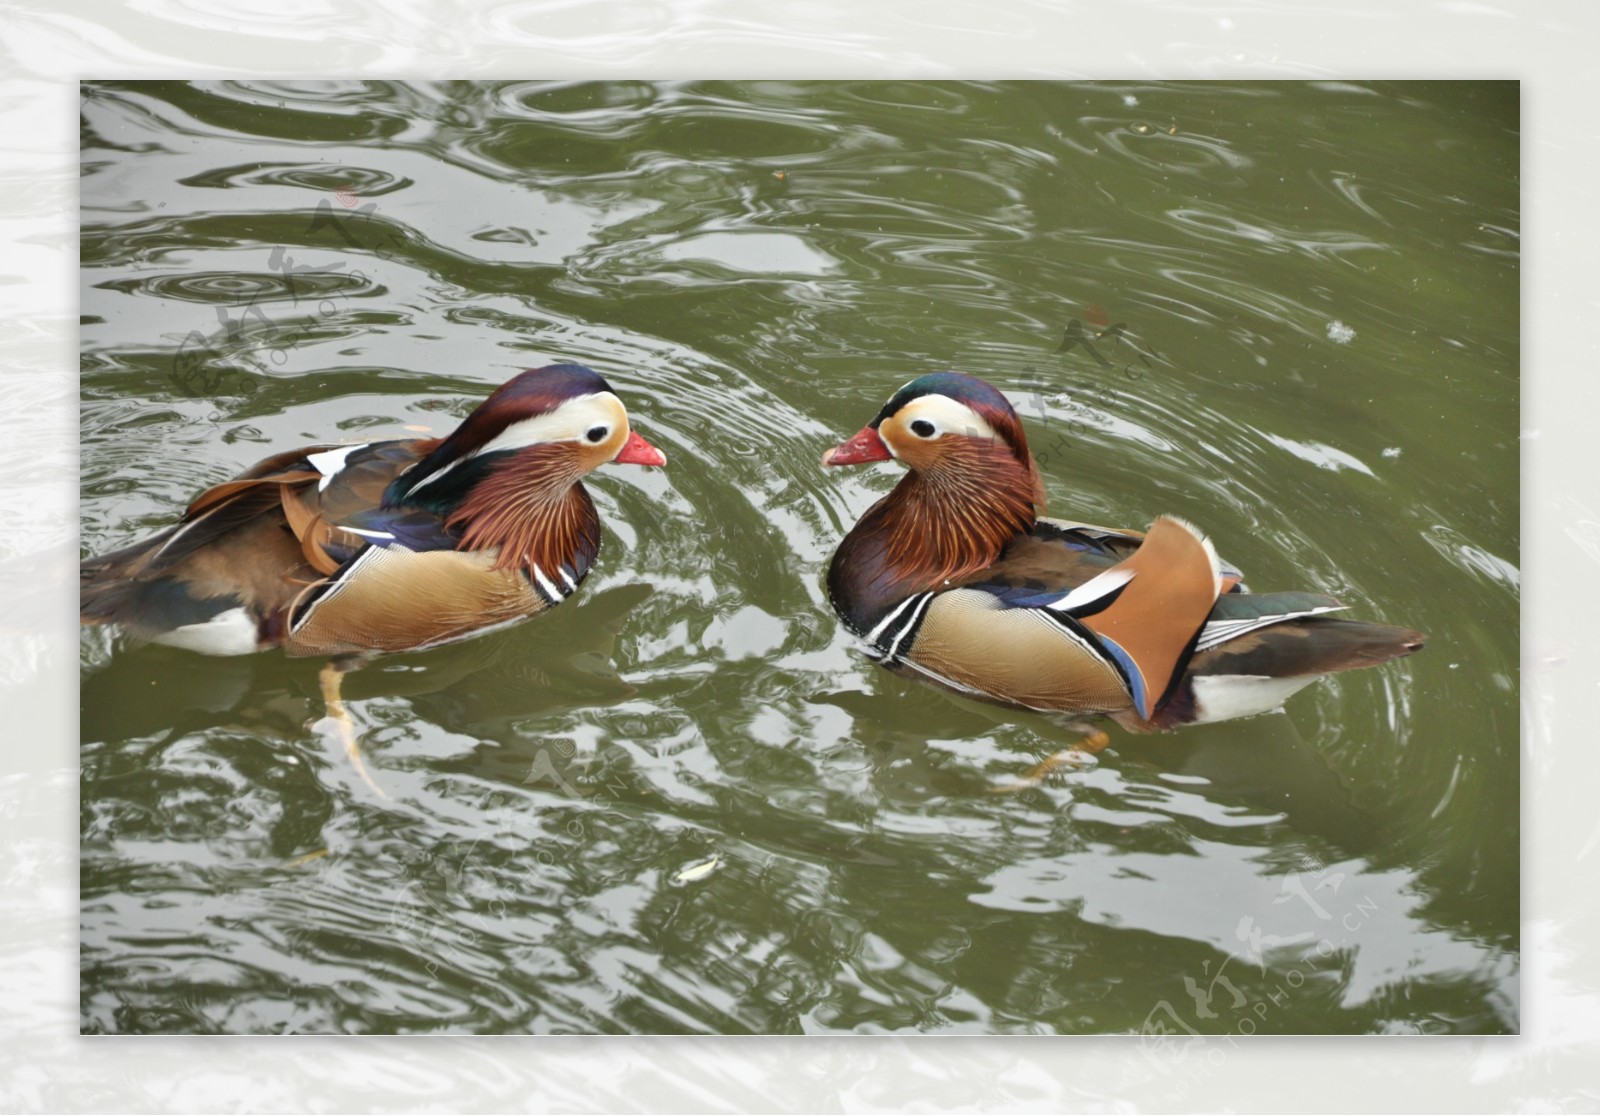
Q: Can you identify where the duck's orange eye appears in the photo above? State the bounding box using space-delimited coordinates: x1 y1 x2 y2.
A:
910 419 936 438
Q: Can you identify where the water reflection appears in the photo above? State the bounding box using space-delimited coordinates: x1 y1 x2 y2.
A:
80 79 1518 1035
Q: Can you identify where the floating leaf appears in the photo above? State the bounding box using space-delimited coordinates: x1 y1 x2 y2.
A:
670 853 722 885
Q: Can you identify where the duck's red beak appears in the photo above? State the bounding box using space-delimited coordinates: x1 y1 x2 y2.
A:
614 430 667 466
822 425 892 467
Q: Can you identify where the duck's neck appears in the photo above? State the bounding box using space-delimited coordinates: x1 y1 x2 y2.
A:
828 450 1039 633
444 444 601 577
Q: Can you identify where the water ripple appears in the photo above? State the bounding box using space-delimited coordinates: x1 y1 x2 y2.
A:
77 79 1518 1038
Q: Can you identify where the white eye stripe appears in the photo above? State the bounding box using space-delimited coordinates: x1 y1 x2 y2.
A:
895 395 998 441
406 392 627 495
471 392 627 458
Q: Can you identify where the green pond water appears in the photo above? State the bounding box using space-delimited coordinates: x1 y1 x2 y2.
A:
79 79 1518 1035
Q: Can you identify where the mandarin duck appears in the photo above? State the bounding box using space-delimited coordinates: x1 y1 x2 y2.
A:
81 363 666 791
822 372 1423 771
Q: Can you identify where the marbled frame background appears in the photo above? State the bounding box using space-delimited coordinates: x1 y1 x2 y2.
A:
3 0 1593 1109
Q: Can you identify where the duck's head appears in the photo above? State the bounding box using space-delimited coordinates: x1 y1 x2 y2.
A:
821 371 1032 475
391 363 665 506
821 373 1042 596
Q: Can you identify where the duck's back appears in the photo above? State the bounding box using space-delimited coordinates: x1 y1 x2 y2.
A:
80 439 427 654
841 515 1424 731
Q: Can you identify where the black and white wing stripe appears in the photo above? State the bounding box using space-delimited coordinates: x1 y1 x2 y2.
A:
1193 604 1346 652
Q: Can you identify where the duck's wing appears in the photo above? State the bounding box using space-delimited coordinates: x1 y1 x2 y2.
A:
277 442 603 656
270 441 572 656
277 441 439 575
866 513 1419 730
962 517 1246 596
876 516 1227 719
80 442 354 649
80 440 439 653
1126 592 1424 730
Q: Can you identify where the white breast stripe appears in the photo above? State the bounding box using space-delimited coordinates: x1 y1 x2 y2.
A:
884 593 935 662
344 526 396 540
1194 605 1346 652
865 593 922 646
558 566 578 592
307 444 369 492
530 563 565 604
